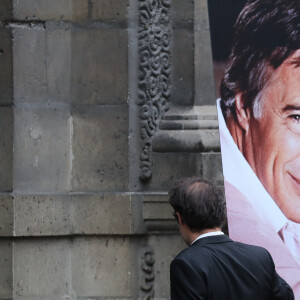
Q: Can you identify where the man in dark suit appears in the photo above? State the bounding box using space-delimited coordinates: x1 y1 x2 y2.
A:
169 177 294 300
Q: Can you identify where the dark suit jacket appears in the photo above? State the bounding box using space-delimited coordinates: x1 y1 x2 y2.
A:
170 235 294 300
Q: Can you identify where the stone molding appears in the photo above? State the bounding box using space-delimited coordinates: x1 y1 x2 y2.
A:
152 105 221 152
139 246 155 299
0 193 177 237
138 0 172 180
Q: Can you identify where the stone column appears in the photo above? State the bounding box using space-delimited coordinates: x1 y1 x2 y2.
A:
0 1 222 299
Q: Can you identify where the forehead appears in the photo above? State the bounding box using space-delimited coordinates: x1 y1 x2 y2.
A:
263 52 300 104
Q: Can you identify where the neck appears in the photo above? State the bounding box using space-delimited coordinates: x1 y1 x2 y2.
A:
188 227 222 245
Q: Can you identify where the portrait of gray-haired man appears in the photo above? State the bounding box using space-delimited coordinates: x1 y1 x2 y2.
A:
217 0 300 295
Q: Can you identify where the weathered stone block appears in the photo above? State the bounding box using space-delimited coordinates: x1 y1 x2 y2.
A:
71 28 128 105
89 0 128 21
0 195 13 236
0 28 13 105
148 234 185 298
13 106 71 192
0 240 12 299
149 152 202 191
13 25 47 103
153 129 220 152
172 0 194 22
72 237 131 297
46 27 71 103
130 194 147 234
14 195 71 236
0 0 12 21
0 107 13 192
13 0 88 21
142 194 171 220
142 194 177 232
200 152 224 185
72 106 128 192
194 0 216 105
71 194 131 234
149 151 223 191
172 29 194 105
13 239 71 300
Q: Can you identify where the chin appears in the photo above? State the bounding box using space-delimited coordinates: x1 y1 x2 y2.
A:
284 209 300 224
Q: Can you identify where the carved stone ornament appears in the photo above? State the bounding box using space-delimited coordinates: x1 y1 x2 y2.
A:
139 246 155 299
138 0 172 180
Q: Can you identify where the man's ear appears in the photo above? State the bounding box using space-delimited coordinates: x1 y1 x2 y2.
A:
177 212 184 227
235 93 251 133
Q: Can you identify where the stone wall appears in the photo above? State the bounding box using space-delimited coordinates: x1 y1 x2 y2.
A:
0 1 222 299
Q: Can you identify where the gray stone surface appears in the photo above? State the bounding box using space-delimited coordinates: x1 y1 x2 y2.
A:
150 152 223 191
149 152 202 191
12 193 149 237
14 195 71 236
71 28 128 105
194 0 216 105
89 0 129 21
13 238 72 300
0 0 12 21
72 105 128 192
172 29 194 105
0 108 13 192
152 129 220 152
142 194 171 220
72 237 131 298
0 28 13 105
0 240 12 299
200 152 224 186
13 106 71 192
142 194 177 232
71 194 132 235
0 1 223 300
47 27 71 103
0 195 13 236
13 25 47 103
172 0 194 22
13 0 88 21
148 234 185 298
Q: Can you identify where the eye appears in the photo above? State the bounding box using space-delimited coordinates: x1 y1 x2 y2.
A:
289 114 300 122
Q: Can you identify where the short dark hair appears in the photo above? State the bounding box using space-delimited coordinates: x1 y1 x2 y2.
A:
169 178 226 232
220 0 300 119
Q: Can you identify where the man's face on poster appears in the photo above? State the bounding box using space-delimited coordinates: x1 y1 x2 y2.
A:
241 51 300 223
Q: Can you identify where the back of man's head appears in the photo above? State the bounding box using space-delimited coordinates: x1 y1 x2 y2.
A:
169 178 226 233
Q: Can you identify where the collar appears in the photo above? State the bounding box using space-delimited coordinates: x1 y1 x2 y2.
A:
216 99 287 233
191 231 224 245
192 234 232 246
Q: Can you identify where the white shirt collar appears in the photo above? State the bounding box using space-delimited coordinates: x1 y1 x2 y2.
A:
216 99 287 233
191 231 224 245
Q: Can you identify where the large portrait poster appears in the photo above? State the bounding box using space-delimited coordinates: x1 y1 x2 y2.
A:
209 0 300 295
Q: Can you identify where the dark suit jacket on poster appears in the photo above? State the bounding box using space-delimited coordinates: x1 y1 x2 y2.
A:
170 235 294 300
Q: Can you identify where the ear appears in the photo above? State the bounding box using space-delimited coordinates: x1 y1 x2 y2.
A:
177 212 184 227
235 93 251 132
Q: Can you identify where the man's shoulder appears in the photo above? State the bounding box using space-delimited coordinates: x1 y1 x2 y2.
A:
171 241 214 264
232 240 272 260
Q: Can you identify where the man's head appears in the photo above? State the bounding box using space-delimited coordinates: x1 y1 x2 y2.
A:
221 0 300 119
169 178 226 244
221 0 300 222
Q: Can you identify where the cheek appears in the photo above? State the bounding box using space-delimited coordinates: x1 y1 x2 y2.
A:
280 133 300 176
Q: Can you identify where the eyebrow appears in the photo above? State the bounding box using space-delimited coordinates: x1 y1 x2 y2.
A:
282 105 300 112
